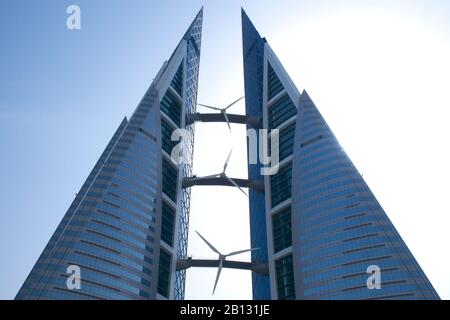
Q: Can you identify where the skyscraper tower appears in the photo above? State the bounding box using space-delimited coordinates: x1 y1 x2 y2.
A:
242 9 439 300
16 9 203 300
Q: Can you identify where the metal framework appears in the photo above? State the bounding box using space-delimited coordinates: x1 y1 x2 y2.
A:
182 176 264 192
177 259 269 275
186 112 261 127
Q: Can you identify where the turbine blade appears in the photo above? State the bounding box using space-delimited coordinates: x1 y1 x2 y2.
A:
225 175 248 197
212 259 223 295
195 231 221 255
223 150 233 173
226 247 260 257
224 96 245 110
198 103 222 111
223 111 232 132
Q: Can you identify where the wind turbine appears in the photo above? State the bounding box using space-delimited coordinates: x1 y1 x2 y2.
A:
200 150 248 197
196 231 259 295
197 96 245 132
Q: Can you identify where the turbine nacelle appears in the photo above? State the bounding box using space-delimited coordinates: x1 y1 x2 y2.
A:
199 150 248 197
196 231 259 294
197 96 245 132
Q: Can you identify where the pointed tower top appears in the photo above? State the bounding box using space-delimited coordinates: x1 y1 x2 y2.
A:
301 89 311 101
300 90 316 107
181 7 203 41
241 8 261 37
163 7 203 69
241 8 264 58
197 6 204 19
241 7 247 18
299 89 318 111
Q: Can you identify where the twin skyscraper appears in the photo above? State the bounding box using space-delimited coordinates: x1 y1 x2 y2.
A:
16 8 439 300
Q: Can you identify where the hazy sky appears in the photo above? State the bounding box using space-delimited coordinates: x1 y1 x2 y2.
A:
1 0 449 300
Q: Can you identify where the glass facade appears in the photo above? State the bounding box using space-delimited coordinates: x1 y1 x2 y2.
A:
243 10 439 300
162 158 178 203
170 63 184 97
268 94 297 129
267 63 284 100
264 49 298 301
16 9 203 300
270 164 292 208
173 9 203 300
160 90 182 127
161 201 175 247
16 86 162 300
161 118 176 155
275 254 295 300
272 206 292 253
278 123 296 161
157 249 172 298
242 9 271 300
291 91 440 299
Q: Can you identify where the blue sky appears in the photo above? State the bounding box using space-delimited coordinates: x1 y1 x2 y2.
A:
1 0 450 299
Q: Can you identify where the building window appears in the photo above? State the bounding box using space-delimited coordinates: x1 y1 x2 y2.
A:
268 63 284 100
170 62 184 97
160 90 182 127
161 118 176 155
268 94 297 129
278 123 296 161
157 249 172 298
271 164 292 208
272 206 292 253
161 201 175 247
300 135 323 148
139 127 157 142
162 158 178 203
275 254 296 300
